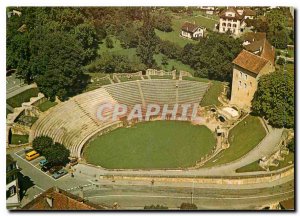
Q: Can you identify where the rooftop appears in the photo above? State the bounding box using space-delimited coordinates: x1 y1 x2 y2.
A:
242 32 266 43
232 50 269 75
244 39 275 65
22 187 108 210
181 21 200 33
219 7 244 20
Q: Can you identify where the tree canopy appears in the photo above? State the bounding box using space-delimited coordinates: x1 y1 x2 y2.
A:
252 70 294 129
181 33 242 81
32 136 70 165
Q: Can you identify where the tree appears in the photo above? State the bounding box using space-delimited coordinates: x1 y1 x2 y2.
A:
181 33 242 81
161 56 168 66
43 143 70 165
29 30 85 100
277 57 285 65
32 136 53 155
153 13 172 32
287 138 294 153
252 71 294 129
144 204 168 210
73 22 99 64
180 203 198 210
136 8 159 68
105 37 114 48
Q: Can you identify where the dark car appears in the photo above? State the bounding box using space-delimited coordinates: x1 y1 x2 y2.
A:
49 166 63 174
41 162 53 172
52 169 68 179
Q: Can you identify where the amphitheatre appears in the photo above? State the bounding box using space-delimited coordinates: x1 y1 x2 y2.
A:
15 69 291 179
7 69 293 187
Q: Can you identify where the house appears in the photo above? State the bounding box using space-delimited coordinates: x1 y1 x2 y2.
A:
218 7 246 36
199 6 215 15
180 22 205 39
6 154 22 209
230 39 275 109
241 32 266 46
22 187 109 210
243 8 256 19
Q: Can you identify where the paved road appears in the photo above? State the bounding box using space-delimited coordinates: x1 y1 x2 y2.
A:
73 180 294 210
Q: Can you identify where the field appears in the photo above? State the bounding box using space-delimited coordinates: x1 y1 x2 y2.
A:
38 100 58 112
10 134 29 144
84 121 216 169
7 88 39 108
154 53 196 75
155 12 218 47
203 115 266 167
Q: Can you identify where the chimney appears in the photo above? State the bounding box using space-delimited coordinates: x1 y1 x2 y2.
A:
46 195 53 208
259 46 262 52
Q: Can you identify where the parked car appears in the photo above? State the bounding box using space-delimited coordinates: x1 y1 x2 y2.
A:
39 159 48 167
25 150 40 161
49 166 63 174
52 169 68 179
41 162 53 172
69 158 78 166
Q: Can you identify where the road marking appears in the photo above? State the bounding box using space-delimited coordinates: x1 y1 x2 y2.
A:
14 152 58 181
86 190 294 200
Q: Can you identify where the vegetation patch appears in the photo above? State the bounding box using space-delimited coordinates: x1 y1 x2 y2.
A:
84 121 216 169
150 75 173 79
7 88 39 108
38 100 58 112
10 134 29 144
236 160 265 173
203 115 266 167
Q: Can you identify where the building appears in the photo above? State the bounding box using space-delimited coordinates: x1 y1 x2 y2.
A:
180 22 205 39
230 39 275 109
218 7 246 35
243 8 256 19
6 154 21 209
241 32 266 46
22 187 108 210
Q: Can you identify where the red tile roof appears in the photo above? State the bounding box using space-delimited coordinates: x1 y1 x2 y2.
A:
280 198 294 210
181 22 200 33
22 187 108 210
244 8 256 16
232 50 269 75
244 39 275 65
242 32 266 43
219 7 244 20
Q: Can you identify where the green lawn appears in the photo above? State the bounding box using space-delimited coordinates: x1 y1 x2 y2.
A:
38 100 58 112
155 13 218 47
203 115 266 167
7 88 39 108
84 73 112 92
236 160 265 173
270 152 294 171
10 134 29 144
119 76 142 82
98 36 137 60
182 76 223 107
84 121 216 169
154 53 196 75
150 75 173 79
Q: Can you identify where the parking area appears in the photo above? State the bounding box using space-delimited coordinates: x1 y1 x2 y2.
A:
14 148 69 181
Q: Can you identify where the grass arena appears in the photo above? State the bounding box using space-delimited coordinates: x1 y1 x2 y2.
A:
30 79 270 171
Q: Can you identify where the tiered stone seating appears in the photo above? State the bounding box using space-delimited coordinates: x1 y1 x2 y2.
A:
103 81 143 106
140 80 177 105
32 88 120 157
178 80 209 104
32 80 210 157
